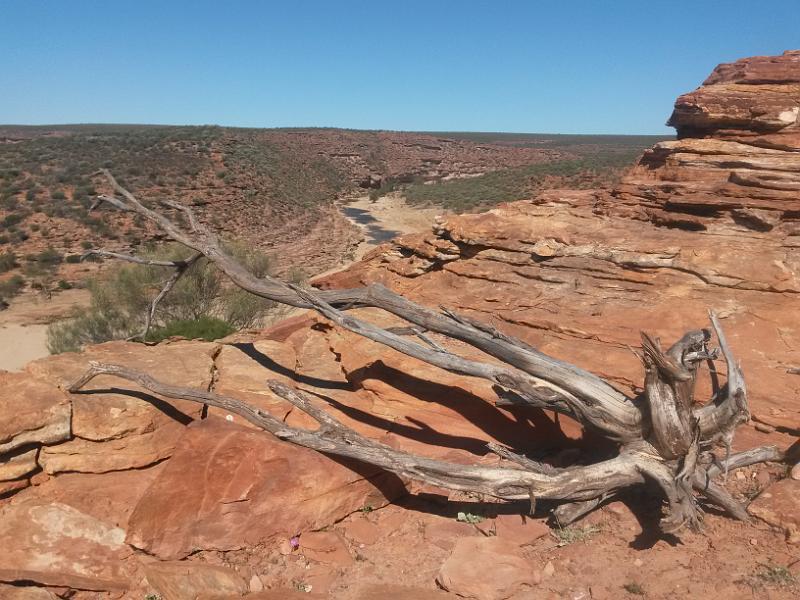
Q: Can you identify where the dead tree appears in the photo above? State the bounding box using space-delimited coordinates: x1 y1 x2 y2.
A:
69 170 787 535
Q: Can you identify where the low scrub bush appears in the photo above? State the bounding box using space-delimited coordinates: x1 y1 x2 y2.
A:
47 242 276 354
0 251 17 273
0 274 25 299
145 316 235 343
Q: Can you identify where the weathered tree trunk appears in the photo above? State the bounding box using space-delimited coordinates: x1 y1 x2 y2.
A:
67 170 787 535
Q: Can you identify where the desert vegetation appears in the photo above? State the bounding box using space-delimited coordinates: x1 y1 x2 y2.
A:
46 241 284 353
401 133 665 211
0 126 661 290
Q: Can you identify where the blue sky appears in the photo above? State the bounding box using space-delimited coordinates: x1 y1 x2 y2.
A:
1 1 797 134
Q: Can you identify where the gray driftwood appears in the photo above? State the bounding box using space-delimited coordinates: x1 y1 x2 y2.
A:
68 170 787 534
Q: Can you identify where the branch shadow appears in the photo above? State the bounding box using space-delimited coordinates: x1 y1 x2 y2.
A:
71 387 196 425
232 342 352 391
344 360 611 457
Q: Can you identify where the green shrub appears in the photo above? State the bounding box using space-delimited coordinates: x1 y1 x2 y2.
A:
0 274 25 299
51 190 67 200
47 242 275 354
0 251 17 273
145 316 235 343
57 279 72 290
65 254 82 264
1 212 25 228
35 247 63 264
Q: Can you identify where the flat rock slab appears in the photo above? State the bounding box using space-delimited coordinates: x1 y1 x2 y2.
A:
748 478 800 543
144 560 248 600
0 371 70 455
127 416 404 559
436 536 537 600
0 585 60 600
300 531 353 566
0 500 134 591
29 340 216 474
349 585 452 599
0 447 38 481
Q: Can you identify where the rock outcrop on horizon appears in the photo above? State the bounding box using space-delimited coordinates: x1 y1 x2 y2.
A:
609 50 800 231
0 52 798 599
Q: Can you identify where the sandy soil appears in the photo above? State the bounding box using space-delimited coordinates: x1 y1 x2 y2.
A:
340 193 447 261
0 288 90 371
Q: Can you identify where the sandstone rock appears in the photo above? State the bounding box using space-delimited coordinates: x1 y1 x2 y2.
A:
16 465 164 529
0 447 38 481
319 105 800 448
423 517 480 551
341 517 381 546
303 564 339 595
748 478 800 543
0 478 30 496
235 591 325 600
28 340 216 473
300 531 352 566
436 536 536 600
209 340 298 425
0 371 70 455
248 573 263 592
351 584 452 599
39 429 176 474
0 500 134 591
493 514 550 546
126 417 403 559
606 50 800 234
0 585 59 600
143 560 248 600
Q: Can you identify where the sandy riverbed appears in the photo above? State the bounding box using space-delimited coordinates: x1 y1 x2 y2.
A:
341 193 446 261
0 289 90 371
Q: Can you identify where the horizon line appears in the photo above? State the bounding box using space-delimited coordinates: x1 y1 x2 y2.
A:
0 122 674 137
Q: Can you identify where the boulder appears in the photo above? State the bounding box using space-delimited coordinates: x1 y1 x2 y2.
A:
29 340 216 473
0 585 59 600
126 417 404 559
436 536 537 600
0 371 70 455
0 500 135 591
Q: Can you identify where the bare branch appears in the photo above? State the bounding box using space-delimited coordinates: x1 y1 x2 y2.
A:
82 249 190 267
67 363 646 503
128 252 204 341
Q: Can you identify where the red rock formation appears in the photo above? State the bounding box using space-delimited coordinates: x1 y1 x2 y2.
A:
608 50 800 231
0 51 798 598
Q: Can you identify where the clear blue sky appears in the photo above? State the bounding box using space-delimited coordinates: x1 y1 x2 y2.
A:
1 1 797 134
